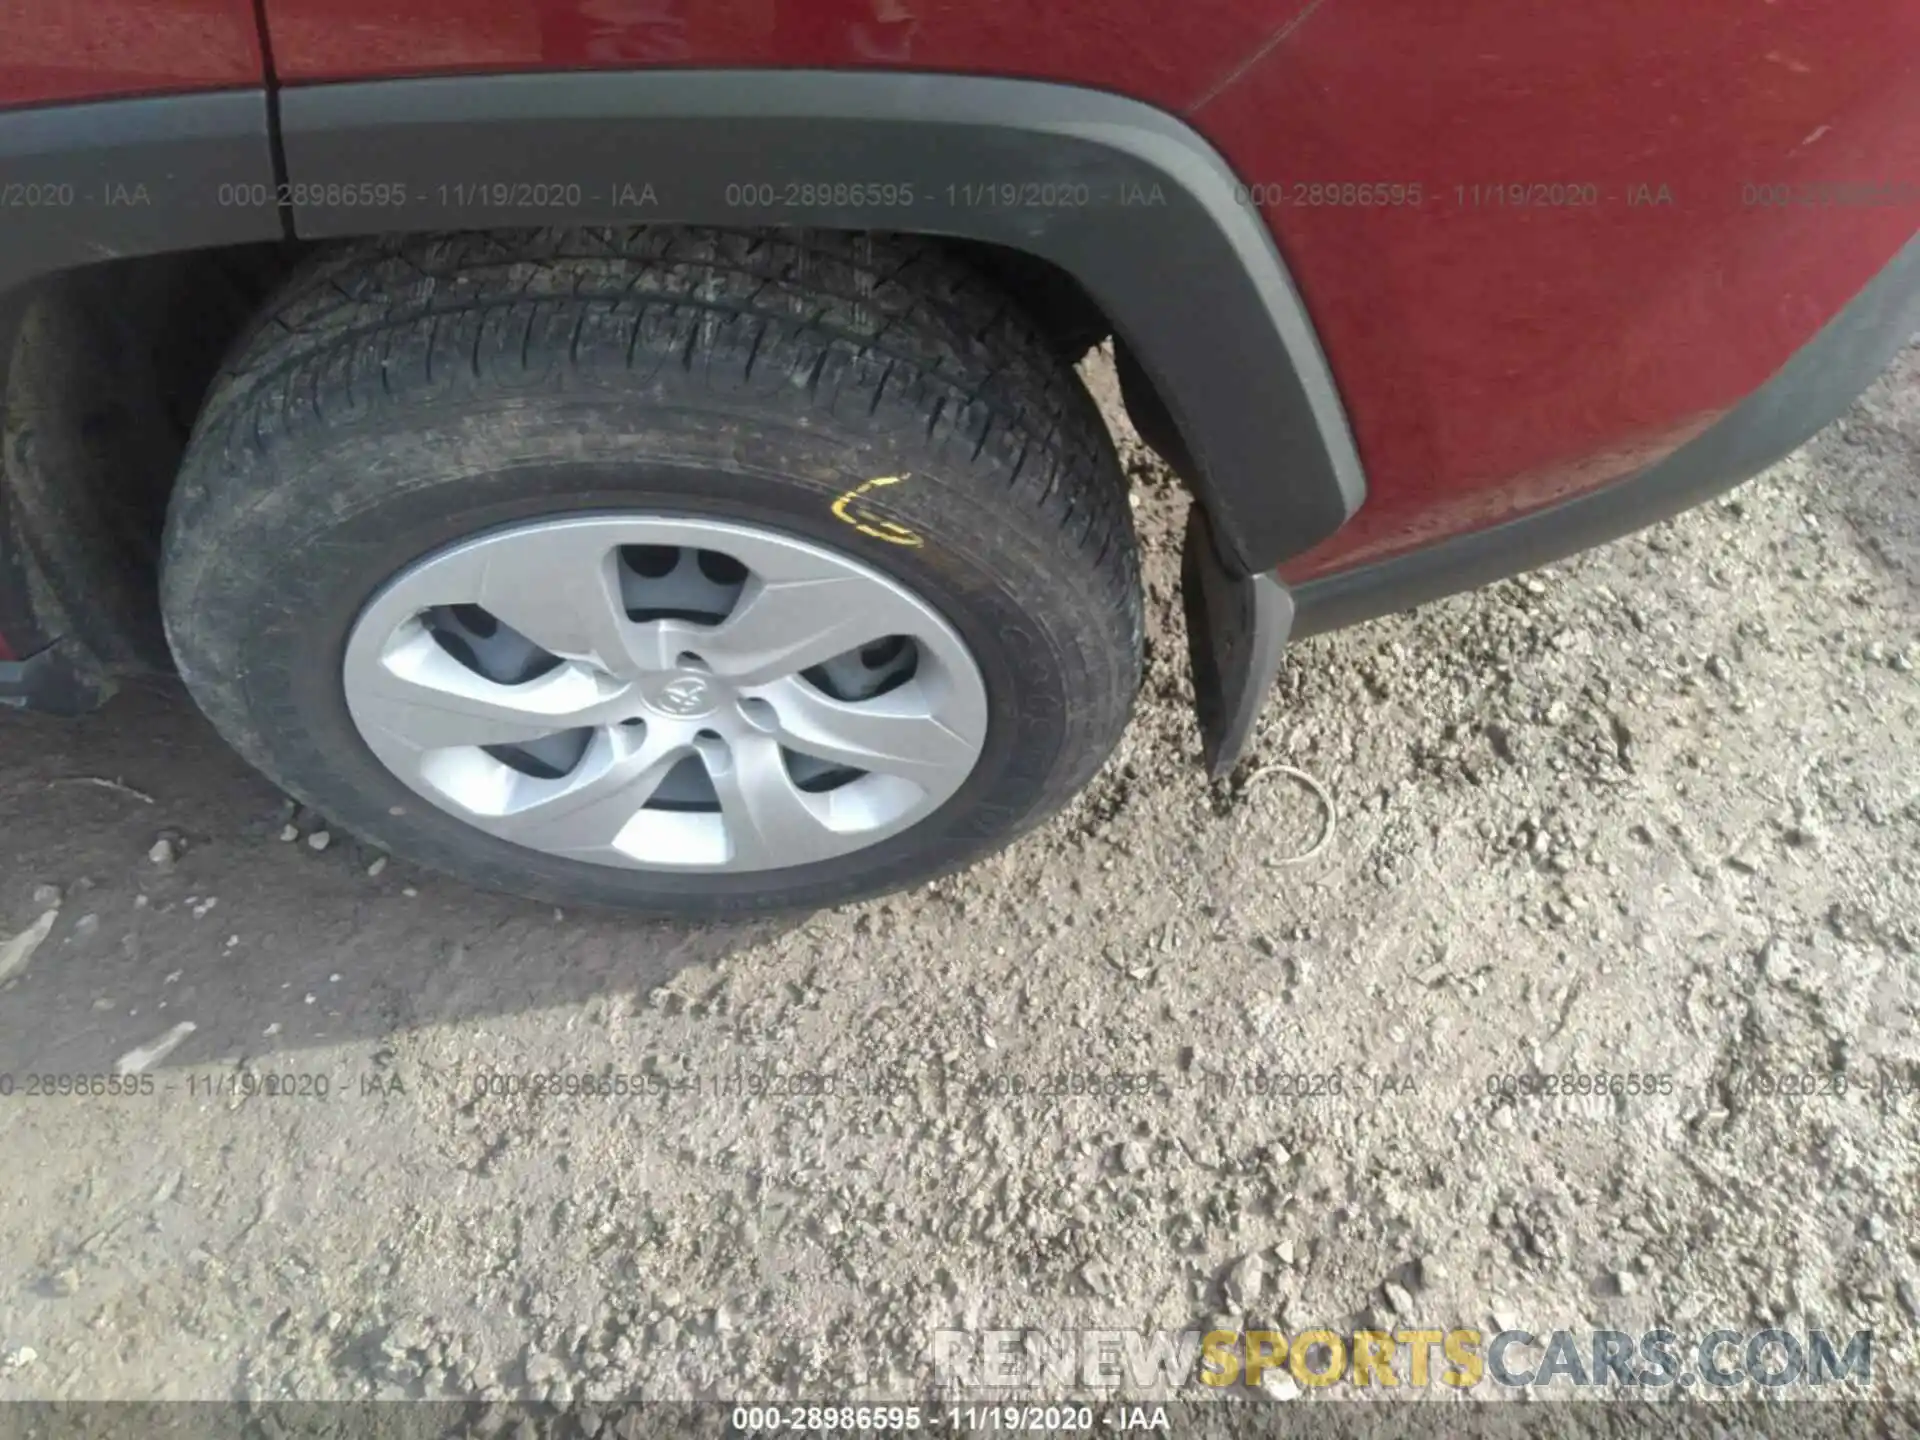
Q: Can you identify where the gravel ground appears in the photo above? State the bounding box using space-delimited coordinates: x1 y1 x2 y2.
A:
0 345 1916 1412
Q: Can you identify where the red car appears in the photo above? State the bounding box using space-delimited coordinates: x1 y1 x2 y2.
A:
3 1 1917 915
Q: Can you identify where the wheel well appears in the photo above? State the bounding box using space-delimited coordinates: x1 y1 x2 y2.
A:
1 228 1198 683
0 243 301 675
936 239 1113 363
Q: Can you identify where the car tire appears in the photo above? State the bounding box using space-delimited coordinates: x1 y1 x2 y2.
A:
160 228 1144 917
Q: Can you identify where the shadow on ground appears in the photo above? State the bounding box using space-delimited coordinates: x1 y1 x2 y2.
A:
1821 344 1920 611
0 681 791 1073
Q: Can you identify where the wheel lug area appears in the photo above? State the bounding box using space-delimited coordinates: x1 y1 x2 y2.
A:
693 728 732 774
737 696 778 732
632 658 729 721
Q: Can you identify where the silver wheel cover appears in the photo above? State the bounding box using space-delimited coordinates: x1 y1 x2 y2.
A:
341 515 990 873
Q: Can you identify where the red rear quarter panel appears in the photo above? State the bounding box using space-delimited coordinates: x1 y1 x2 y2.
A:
1199 0 1920 578
252 0 1290 113
0 0 262 107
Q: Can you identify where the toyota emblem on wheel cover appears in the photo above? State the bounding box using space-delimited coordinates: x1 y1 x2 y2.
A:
659 675 714 715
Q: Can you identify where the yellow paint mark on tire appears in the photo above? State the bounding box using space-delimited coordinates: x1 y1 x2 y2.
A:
831 474 923 548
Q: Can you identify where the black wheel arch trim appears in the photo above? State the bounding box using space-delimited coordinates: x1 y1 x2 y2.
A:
0 89 284 297
268 69 1366 575
0 89 283 699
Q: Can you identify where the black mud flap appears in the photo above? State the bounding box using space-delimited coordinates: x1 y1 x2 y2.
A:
1182 505 1294 779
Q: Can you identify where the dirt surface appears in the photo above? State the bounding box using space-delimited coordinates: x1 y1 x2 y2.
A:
1 347 1917 1411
